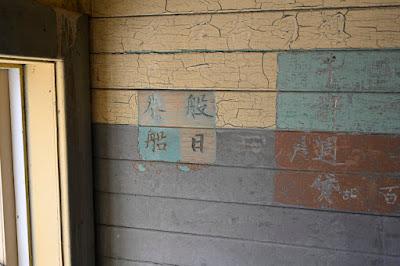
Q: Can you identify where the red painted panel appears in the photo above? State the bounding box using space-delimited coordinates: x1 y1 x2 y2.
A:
275 131 400 173
275 171 400 214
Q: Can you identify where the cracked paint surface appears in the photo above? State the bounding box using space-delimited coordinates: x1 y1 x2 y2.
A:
92 89 137 124
92 0 400 17
92 89 276 129
216 92 276 128
91 8 400 53
91 52 276 90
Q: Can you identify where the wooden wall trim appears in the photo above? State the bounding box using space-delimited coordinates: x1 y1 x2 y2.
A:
0 1 95 265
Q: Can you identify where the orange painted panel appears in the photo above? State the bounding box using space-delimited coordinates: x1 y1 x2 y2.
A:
275 171 400 214
275 131 400 173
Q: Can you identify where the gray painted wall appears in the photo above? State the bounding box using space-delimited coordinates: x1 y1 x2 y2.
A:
93 124 400 265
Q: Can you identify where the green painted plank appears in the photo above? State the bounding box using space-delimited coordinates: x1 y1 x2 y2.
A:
278 51 400 92
277 93 400 133
138 127 181 162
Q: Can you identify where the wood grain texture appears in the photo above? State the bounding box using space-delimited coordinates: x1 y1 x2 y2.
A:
275 172 400 214
138 91 216 128
276 131 400 173
92 90 277 128
278 50 400 92
98 226 400 266
91 8 400 53
92 90 138 124
92 0 400 17
91 53 277 90
277 92 400 133
97 192 400 255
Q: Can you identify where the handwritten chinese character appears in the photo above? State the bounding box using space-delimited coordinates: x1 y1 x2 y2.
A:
186 94 213 119
144 94 165 121
145 129 167 152
312 136 337 165
341 188 358 201
290 136 309 162
379 186 400 205
192 134 204 152
312 173 340 204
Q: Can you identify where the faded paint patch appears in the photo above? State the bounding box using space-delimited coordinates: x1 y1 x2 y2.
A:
138 127 216 164
277 92 400 133
138 127 181 162
137 164 146 172
138 91 216 128
278 51 400 92
177 165 190 172
275 131 400 173
275 171 400 214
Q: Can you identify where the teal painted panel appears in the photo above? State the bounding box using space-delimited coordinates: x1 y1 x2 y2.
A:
277 93 400 133
138 126 181 162
278 51 400 92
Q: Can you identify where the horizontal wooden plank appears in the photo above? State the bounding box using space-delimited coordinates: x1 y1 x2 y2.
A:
277 92 400 133
99 257 159 266
94 159 276 205
275 172 400 214
98 226 400 266
91 53 277 90
275 131 400 173
92 90 138 124
91 8 400 53
93 124 400 173
278 50 400 92
94 158 400 215
93 124 276 167
93 124 141 160
138 91 216 128
97 192 400 255
138 127 216 164
92 89 277 128
215 91 276 128
93 0 400 17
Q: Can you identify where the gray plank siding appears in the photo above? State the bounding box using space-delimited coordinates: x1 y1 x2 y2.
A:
99 257 173 266
98 226 400 266
96 192 400 256
93 124 400 264
94 158 275 205
92 124 276 168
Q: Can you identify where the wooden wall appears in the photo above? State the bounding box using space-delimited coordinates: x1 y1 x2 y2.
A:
90 1 400 265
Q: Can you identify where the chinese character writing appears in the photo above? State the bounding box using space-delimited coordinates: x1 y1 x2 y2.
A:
379 186 400 205
192 134 204 152
145 129 167 152
290 136 309 162
341 188 358 201
144 94 165 121
186 94 213 119
311 173 340 204
312 136 337 165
